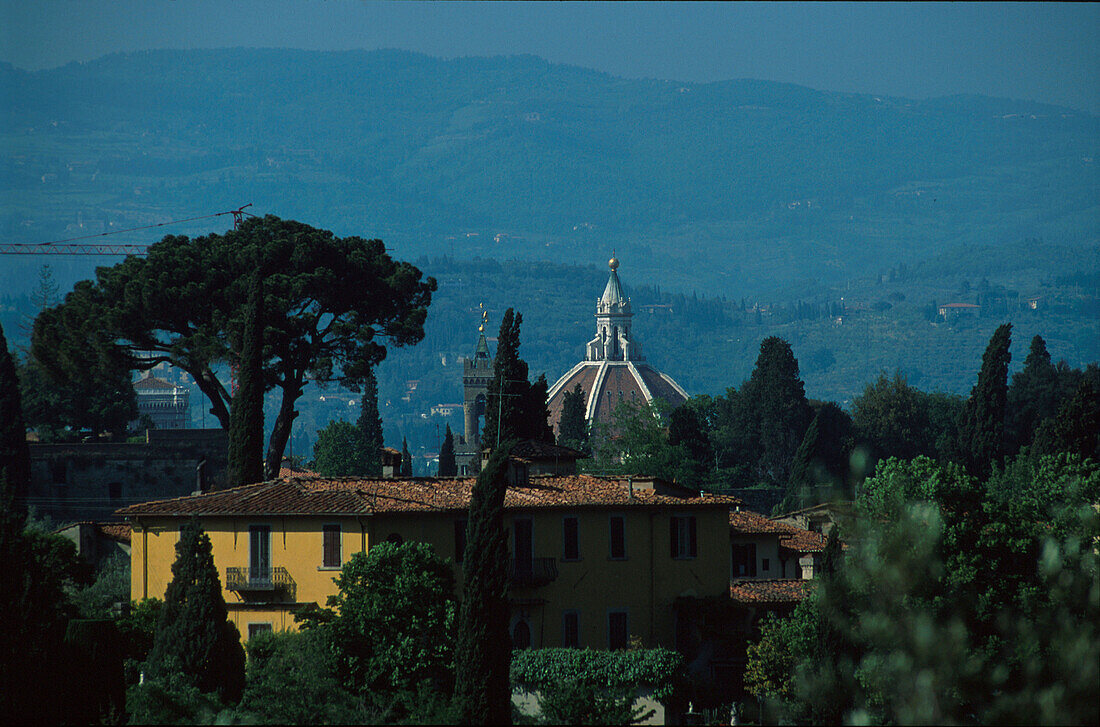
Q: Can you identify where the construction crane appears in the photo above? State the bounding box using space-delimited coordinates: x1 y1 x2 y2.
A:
0 204 254 255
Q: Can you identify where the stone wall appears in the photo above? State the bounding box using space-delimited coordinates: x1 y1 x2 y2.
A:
26 429 227 524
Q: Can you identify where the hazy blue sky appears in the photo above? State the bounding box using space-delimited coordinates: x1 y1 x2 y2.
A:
2 1 1098 113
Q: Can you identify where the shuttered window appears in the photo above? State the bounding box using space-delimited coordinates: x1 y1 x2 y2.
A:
563 611 580 648
563 517 580 560
322 525 341 568
609 516 626 559
608 611 629 650
669 516 697 559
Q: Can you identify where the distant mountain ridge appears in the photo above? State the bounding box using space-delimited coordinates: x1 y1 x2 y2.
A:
1 48 1097 297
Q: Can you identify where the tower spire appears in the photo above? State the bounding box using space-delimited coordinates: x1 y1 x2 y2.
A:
586 256 642 362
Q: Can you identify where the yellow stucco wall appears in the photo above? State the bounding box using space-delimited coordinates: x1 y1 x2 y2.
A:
129 506 730 649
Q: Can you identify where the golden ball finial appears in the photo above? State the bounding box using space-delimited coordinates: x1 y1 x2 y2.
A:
609 256 619 271
478 324 484 333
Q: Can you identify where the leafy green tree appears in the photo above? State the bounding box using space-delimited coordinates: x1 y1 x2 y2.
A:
538 680 655 725
70 553 130 619
668 399 714 485
591 400 681 481
117 597 162 683
227 269 265 486
1006 335 1060 453
851 371 933 462
1031 379 1100 460
453 444 513 725
556 383 590 454
324 542 457 696
63 618 126 725
0 513 89 723
755 453 1100 724
439 424 458 476
144 519 245 705
0 323 30 508
237 629 376 725
956 323 1012 479
26 305 137 439
36 215 435 479
400 436 413 477
482 308 553 448
357 367 384 476
312 420 367 477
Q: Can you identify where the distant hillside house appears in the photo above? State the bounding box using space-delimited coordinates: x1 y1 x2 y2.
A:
938 302 981 320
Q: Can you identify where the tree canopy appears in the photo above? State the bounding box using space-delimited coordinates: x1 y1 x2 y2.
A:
312 420 367 477
34 215 435 479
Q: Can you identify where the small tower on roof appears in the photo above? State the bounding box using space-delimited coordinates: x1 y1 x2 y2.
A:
587 255 643 362
461 306 493 454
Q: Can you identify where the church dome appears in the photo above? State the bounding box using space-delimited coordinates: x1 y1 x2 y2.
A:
547 259 689 434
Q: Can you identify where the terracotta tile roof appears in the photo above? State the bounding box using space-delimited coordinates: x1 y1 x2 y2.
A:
278 463 318 478
730 509 791 535
730 509 829 553
729 579 815 604
98 522 132 543
55 521 133 543
116 474 739 518
777 527 829 553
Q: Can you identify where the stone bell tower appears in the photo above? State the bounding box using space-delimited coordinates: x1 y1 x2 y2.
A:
458 306 493 471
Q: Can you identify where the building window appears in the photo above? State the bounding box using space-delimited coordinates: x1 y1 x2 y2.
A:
562 611 580 648
608 516 626 559
249 526 271 581
454 519 467 563
732 543 757 578
562 516 580 561
322 525 341 568
669 516 697 559
248 623 273 640
762 558 771 573
608 611 629 650
107 482 122 501
512 620 532 650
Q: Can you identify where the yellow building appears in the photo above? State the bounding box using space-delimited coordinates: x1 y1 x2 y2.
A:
117 473 736 649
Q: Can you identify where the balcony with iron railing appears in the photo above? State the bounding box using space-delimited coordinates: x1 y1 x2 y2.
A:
507 557 558 588
225 566 297 601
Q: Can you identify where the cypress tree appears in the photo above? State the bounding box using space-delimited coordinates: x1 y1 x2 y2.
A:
742 337 813 483
1005 335 1059 454
957 323 1012 479
357 367 384 476
400 436 413 477
0 323 30 512
453 444 513 725
146 519 245 703
557 383 590 454
227 271 265 487
482 308 553 448
438 424 457 477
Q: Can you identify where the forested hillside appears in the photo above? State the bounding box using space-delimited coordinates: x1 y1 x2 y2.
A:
2 49 1097 298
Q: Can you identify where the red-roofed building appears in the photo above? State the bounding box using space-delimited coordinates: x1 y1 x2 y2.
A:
118 473 738 654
